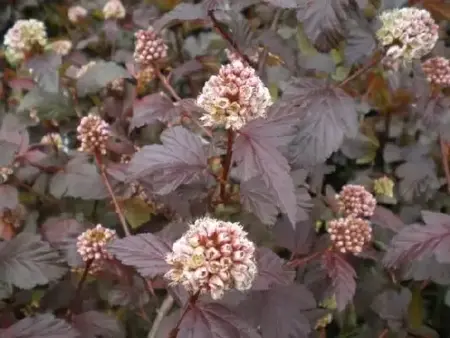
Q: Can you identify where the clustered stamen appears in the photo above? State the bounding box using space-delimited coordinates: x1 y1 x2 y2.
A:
76 113 110 155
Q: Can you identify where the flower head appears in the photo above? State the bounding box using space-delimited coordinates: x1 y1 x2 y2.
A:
0 167 13 183
68 5 88 23
41 133 63 149
197 60 272 130
76 224 116 272
103 0 126 20
336 184 376 218
47 39 72 56
133 26 168 66
422 56 450 87
376 8 438 70
373 176 395 199
76 113 110 155
165 217 257 300
4 19 47 64
327 217 372 254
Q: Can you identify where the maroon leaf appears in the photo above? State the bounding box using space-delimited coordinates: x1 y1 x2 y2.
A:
343 18 377 66
252 248 295 290
233 120 297 227
238 284 316 338
127 126 209 195
371 206 405 233
49 154 108 200
153 3 207 31
0 114 29 166
177 302 261 338
73 311 125 338
0 184 18 211
257 30 297 71
371 288 411 331
296 0 352 52
108 233 171 278
273 218 315 255
322 251 356 311
0 233 67 289
0 314 79 338
280 77 358 166
383 211 450 268
263 0 299 8
171 59 204 82
240 177 278 225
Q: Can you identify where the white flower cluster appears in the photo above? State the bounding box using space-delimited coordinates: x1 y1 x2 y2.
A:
76 113 110 155
103 0 126 20
197 60 272 130
68 5 88 23
47 40 72 56
165 217 257 300
376 8 438 70
3 19 47 64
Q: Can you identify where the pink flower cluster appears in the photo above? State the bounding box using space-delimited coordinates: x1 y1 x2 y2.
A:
422 57 450 87
197 60 272 130
165 217 257 300
133 26 168 66
327 217 372 254
76 224 116 272
76 113 110 155
377 8 438 70
68 6 88 24
336 184 376 218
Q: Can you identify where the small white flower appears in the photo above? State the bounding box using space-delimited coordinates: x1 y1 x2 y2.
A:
68 5 88 23
47 40 72 56
103 0 126 20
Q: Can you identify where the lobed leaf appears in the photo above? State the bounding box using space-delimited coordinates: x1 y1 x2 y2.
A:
127 126 209 195
0 233 67 289
0 184 19 211
252 248 295 290
108 233 171 278
153 3 208 31
73 311 125 338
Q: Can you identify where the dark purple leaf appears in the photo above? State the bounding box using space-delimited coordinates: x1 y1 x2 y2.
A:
371 206 405 233
0 114 29 166
76 61 129 96
257 30 297 71
171 59 204 82
73 311 125 338
103 20 119 41
25 52 62 92
383 211 450 268
0 314 79 338
132 4 159 28
322 251 356 311
240 176 278 225
238 284 316 338
153 3 207 31
233 121 298 226
281 77 358 167
127 126 209 195
263 0 299 8
343 18 377 66
402 255 450 285
273 218 315 255
296 0 352 52
202 0 231 11
0 233 67 289
49 155 108 200
103 275 150 308
177 302 261 338
41 217 87 267
108 233 171 278
371 288 411 331
0 185 18 211
252 248 295 290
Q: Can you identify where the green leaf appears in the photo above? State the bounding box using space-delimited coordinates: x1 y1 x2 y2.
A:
123 198 153 230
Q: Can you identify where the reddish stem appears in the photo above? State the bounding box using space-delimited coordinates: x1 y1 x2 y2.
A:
287 250 324 268
94 152 131 236
378 328 388 338
169 292 200 338
67 259 92 319
338 55 381 88
220 129 234 202
440 136 450 193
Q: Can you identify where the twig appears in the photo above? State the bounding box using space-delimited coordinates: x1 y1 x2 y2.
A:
94 152 131 236
287 250 324 268
258 8 283 74
67 259 92 319
440 136 450 193
220 129 234 201
338 55 381 88
169 292 200 338
207 10 258 69
378 328 388 338
147 294 175 338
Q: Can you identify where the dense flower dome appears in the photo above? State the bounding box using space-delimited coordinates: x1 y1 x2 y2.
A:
103 0 126 20
133 26 168 66
76 113 110 155
165 217 257 300
197 60 272 130
336 184 377 218
422 57 450 87
327 217 372 254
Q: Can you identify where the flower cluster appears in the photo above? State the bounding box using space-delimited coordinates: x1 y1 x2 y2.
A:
133 26 168 66
68 5 88 23
103 0 126 20
376 8 438 70
76 113 110 155
197 60 272 130
327 217 372 254
47 40 72 56
165 217 257 300
107 78 125 96
76 224 116 272
373 176 395 199
0 167 13 183
40 133 63 149
336 184 377 218
3 19 47 64
422 57 450 87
